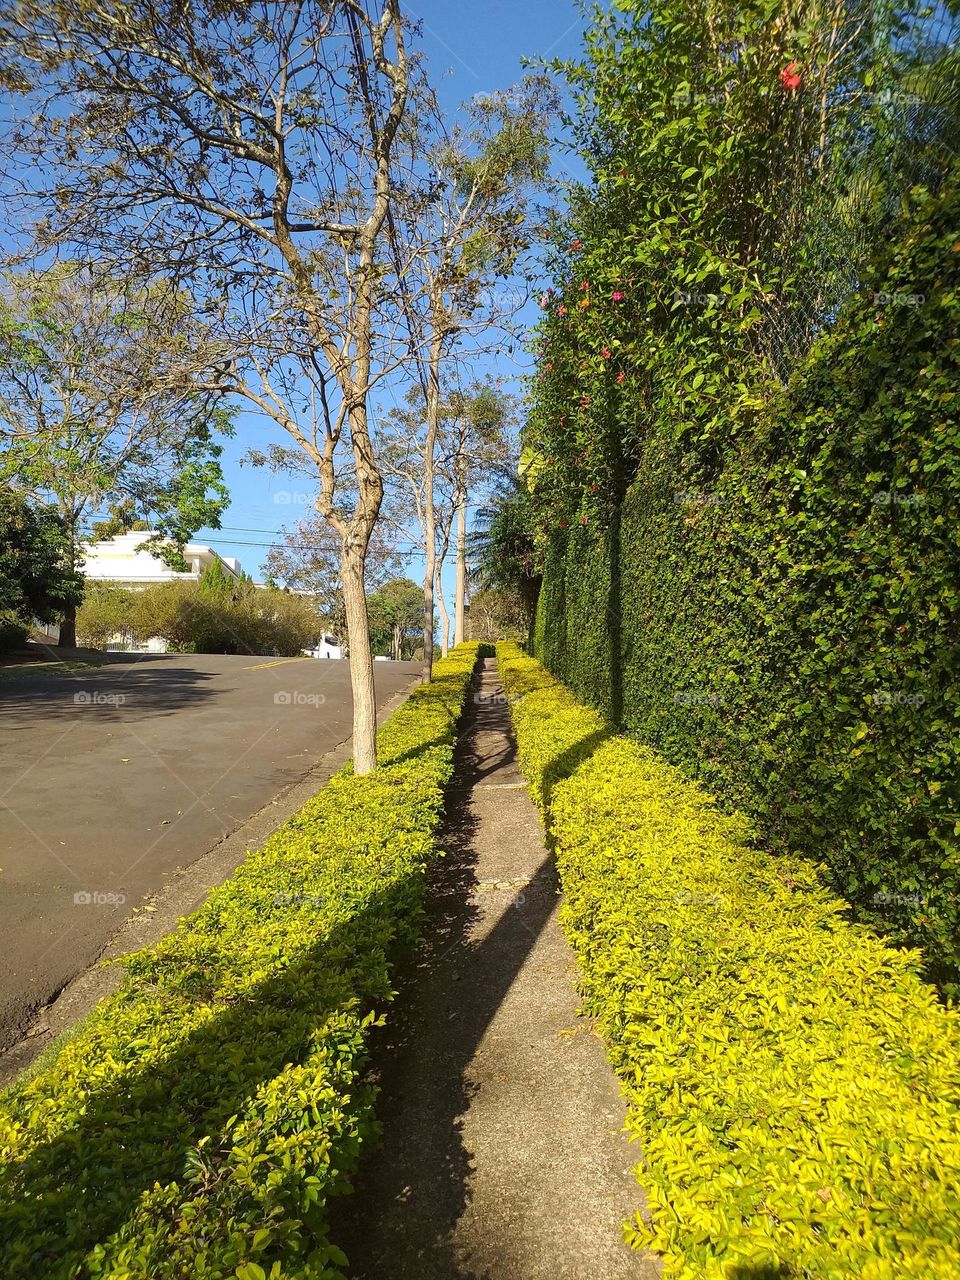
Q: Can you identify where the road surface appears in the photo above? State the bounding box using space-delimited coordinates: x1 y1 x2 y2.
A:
0 653 418 1053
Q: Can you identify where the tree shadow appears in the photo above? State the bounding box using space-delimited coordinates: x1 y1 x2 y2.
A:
331 661 615 1279
0 672 477 1278
0 659 219 724
0 868 428 1277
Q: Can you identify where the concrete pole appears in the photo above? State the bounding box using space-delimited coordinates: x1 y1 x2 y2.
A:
454 493 466 645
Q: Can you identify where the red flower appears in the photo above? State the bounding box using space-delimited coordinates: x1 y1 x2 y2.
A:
569 239 582 251
612 290 624 301
616 371 626 384
556 304 567 316
581 280 590 291
546 361 554 371
601 347 611 359
780 61 801 93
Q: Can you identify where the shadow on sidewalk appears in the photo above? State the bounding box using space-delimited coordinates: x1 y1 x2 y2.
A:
332 663 571 1279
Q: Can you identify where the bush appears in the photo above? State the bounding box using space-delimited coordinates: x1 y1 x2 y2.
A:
0 644 481 1279
0 612 29 655
131 579 324 656
498 642 960 1280
76 583 138 649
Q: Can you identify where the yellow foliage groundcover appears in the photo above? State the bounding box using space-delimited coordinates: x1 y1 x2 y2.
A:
498 641 960 1280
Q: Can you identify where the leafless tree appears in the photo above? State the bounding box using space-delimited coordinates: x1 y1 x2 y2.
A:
0 0 415 771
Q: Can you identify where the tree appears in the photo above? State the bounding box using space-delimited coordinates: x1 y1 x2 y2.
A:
367 577 422 660
198 558 235 603
465 587 528 642
379 381 512 656
0 1 417 773
0 263 231 643
0 485 83 649
470 470 542 630
392 78 556 678
265 516 401 649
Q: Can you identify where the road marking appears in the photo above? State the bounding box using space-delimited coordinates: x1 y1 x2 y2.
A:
242 656 315 670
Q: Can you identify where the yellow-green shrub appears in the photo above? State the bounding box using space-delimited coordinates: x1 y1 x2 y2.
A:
0 645 481 1280
497 641 960 1279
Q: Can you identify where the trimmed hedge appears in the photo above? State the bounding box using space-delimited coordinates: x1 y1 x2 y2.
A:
498 642 960 1279
0 644 481 1280
532 176 960 987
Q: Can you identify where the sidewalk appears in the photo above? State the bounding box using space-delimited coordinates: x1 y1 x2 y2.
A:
335 658 659 1278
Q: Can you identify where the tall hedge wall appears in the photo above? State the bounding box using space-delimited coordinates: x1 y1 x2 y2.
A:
534 178 960 985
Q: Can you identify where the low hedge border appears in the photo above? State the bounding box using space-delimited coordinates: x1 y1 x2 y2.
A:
0 643 482 1280
497 641 960 1279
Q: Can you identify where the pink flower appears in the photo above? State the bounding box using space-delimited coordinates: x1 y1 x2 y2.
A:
539 294 550 308
612 290 624 302
601 347 611 359
556 305 567 316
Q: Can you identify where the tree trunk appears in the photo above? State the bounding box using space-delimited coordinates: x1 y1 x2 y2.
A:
436 565 450 657
340 543 378 776
59 510 80 648
420 328 442 683
454 491 467 645
59 600 77 649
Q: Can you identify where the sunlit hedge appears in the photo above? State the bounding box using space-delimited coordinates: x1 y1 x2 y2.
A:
0 645 480 1280
499 642 960 1279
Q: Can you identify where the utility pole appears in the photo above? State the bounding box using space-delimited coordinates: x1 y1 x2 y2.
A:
454 489 467 645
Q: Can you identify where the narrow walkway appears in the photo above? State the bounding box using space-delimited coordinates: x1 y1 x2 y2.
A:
336 659 658 1279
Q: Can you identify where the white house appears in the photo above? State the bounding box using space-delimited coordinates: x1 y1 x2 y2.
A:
75 531 343 658
81 531 243 588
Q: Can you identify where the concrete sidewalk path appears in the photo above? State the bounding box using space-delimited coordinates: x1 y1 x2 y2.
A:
336 658 659 1279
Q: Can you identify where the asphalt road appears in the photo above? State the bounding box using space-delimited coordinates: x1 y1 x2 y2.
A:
0 653 418 1053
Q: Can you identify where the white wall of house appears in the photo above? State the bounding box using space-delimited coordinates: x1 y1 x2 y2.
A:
81 531 242 589
305 635 343 660
66 531 244 652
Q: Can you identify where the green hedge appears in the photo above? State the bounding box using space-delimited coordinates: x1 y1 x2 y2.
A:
0 644 480 1280
533 177 960 986
498 642 960 1279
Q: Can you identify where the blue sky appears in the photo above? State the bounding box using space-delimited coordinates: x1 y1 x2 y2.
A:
185 0 590 614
